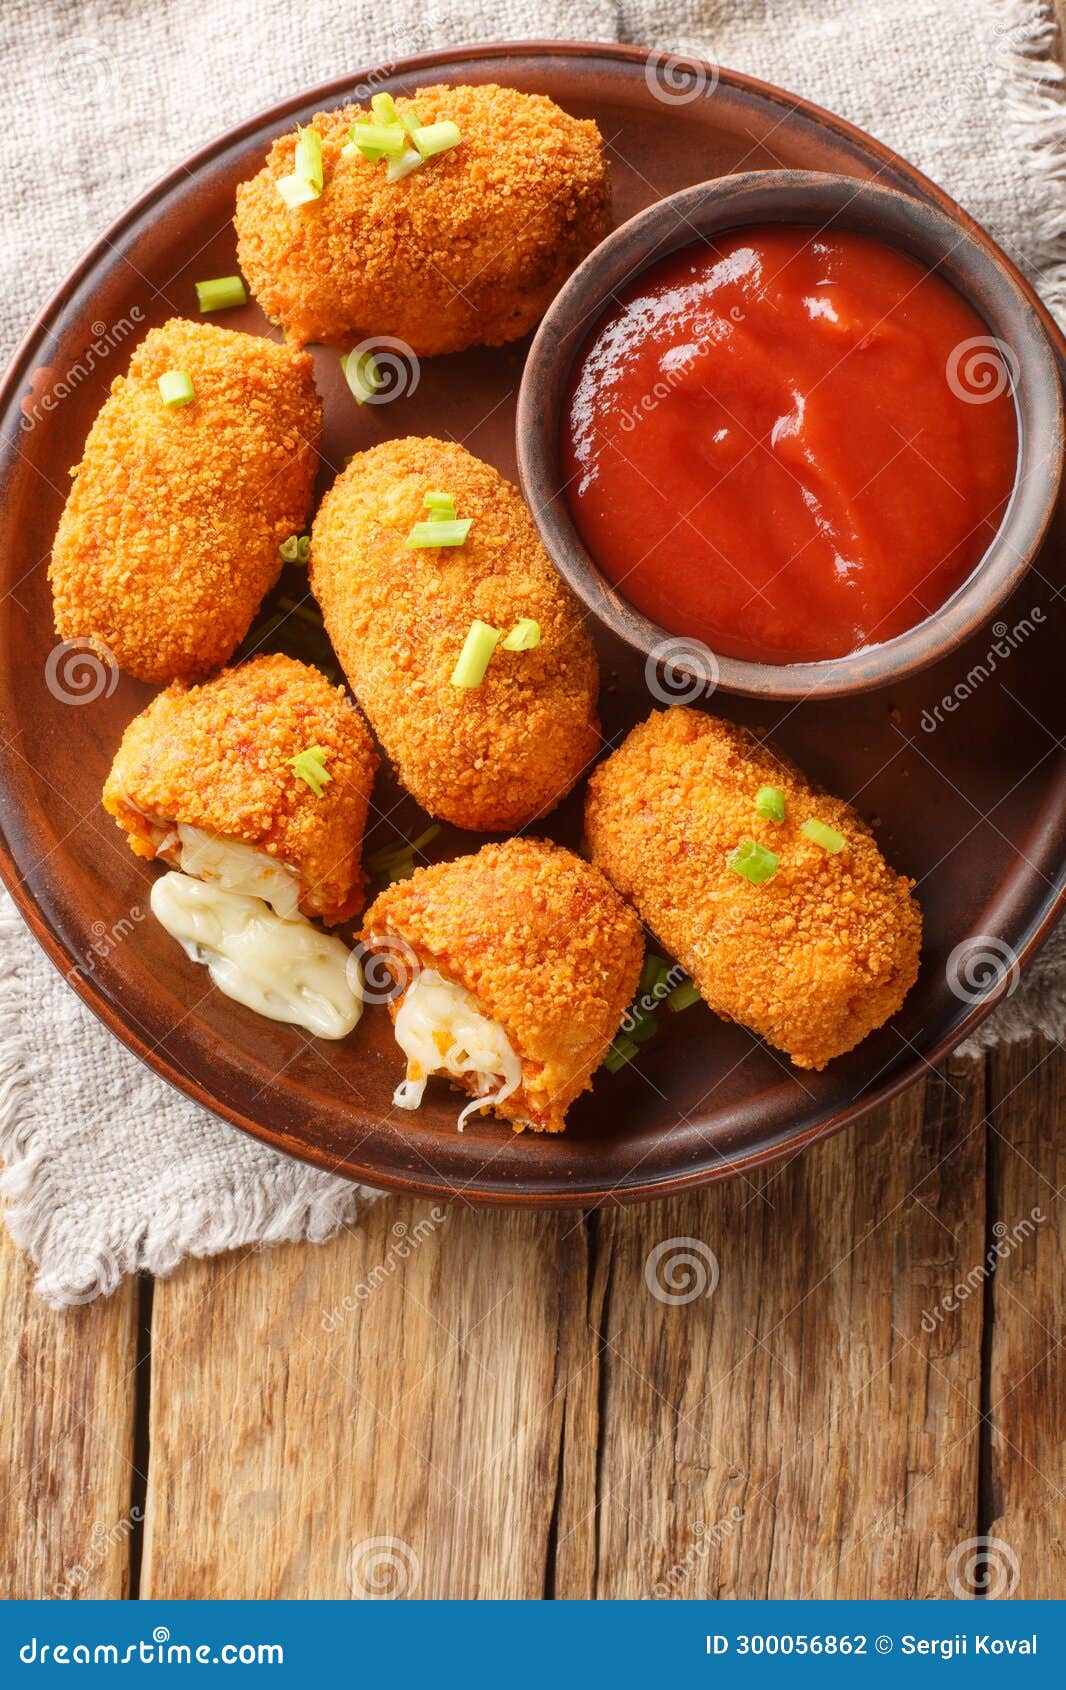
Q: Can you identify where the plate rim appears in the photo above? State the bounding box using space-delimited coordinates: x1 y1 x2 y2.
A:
0 37 1061 1207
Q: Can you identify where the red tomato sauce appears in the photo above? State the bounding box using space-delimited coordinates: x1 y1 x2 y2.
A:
562 226 1018 664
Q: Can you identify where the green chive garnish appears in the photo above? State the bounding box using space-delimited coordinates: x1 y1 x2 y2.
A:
294 126 323 192
665 978 701 1013
278 534 310 564
371 93 402 127
288 744 332 797
350 121 407 158
727 839 779 885
407 519 473 548
501 618 541 652
424 490 456 518
387 149 424 183
604 1034 640 1074
801 818 846 854
194 276 247 314
157 370 195 409
410 121 462 159
451 620 500 688
755 785 786 824
276 172 320 208
340 349 382 405
366 823 441 877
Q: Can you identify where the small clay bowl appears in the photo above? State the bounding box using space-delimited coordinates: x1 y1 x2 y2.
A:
516 170 1065 700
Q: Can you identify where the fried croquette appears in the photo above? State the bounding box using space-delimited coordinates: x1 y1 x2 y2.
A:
361 837 644 1132
584 708 922 1070
234 84 610 354
310 437 600 831
50 319 321 684
103 654 378 924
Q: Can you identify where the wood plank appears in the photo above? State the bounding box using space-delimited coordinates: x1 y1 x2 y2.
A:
0 1231 139 1598
984 1036 1066 1599
141 1198 595 1598
553 1060 988 1599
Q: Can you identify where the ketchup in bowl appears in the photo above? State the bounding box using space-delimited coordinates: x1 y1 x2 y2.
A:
562 225 1018 665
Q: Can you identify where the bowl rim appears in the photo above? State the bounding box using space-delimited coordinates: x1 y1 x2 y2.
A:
516 167 1065 701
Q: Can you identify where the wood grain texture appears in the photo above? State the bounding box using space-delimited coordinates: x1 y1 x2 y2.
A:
137 1056 1000 1599
553 1058 988 1599
0 1233 139 1599
984 1038 1066 1599
141 1200 592 1598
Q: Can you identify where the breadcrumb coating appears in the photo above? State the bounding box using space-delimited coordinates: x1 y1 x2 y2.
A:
362 837 644 1132
234 84 610 353
50 319 322 684
103 654 378 923
584 708 922 1070
310 437 600 830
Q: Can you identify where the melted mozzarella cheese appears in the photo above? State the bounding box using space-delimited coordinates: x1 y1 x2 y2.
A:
391 967 522 1129
150 871 361 1039
175 824 302 919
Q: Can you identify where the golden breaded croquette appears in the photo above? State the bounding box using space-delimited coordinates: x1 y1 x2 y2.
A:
310 437 600 831
361 837 644 1133
103 654 378 924
585 708 921 1070
234 84 610 354
50 319 321 684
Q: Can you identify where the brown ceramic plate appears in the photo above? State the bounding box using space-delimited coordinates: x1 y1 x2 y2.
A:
1 41 1064 1208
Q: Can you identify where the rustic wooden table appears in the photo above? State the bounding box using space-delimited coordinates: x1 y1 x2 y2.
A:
6 11 1066 1602
1 1033 1063 1599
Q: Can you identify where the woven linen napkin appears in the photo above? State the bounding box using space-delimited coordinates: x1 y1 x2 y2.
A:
2 0 1064 1304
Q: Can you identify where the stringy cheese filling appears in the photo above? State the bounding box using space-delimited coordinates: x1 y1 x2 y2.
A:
150 871 361 1039
170 824 302 919
391 968 522 1130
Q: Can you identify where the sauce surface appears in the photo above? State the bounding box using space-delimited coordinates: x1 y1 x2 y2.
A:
563 226 1018 664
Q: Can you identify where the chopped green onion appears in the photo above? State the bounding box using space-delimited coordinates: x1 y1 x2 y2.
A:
801 818 846 854
754 784 786 824
349 121 407 158
501 618 541 652
386 149 424 183
604 1034 640 1074
397 102 424 138
424 490 456 518
383 857 416 885
628 1006 660 1045
276 172 320 208
157 370 195 409
294 125 323 192
288 744 332 797
666 978 702 1013
340 349 382 405
410 121 462 159
450 620 500 688
278 533 310 564
371 92 402 127
639 953 670 996
366 823 441 876
727 838 779 885
194 275 247 313
406 519 473 548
